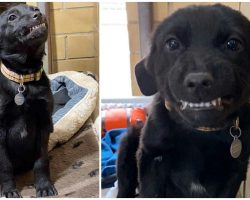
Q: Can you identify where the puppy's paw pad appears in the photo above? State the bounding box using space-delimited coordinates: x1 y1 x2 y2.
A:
3 190 22 198
36 182 57 197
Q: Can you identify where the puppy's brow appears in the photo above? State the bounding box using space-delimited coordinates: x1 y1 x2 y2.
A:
7 8 20 15
165 25 190 43
33 7 39 11
167 27 187 36
216 26 245 44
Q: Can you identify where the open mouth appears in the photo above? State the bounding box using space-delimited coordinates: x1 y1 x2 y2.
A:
28 23 46 34
179 96 233 111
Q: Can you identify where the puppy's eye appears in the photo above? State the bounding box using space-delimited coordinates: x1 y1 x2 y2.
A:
34 8 39 12
226 39 242 51
166 39 180 51
8 14 17 21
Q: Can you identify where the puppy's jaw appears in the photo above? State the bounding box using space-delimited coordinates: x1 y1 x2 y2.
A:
174 108 231 129
162 85 241 129
17 20 48 45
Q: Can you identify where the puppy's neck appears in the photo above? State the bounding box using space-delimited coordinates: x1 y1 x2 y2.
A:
1 45 45 74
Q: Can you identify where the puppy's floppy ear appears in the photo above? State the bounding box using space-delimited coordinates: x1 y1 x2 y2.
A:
135 59 157 96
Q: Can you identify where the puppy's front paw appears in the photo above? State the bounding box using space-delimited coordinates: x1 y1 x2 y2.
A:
3 189 22 198
36 180 57 197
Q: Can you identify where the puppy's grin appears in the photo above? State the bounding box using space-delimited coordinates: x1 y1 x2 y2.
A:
180 97 228 111
20 21 47 42
28 22 46 34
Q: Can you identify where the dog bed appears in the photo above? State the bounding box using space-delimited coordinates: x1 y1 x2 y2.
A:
48 71 98 151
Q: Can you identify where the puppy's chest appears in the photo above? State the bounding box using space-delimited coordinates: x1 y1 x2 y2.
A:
0 84 51 132
2 95 48 117
139 133 239 197
8 121 35 141
6 120 38 167
0 82 51 109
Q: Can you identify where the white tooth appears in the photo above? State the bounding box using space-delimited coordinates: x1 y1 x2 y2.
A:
194 103 199 107
205 102 211 107
189 103 194 108
212 100 217 106
180 101 188 110
200 102 205 107
218 97 222 106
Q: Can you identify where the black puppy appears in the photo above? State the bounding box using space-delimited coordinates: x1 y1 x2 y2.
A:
0 4 57 197
117 4 250 198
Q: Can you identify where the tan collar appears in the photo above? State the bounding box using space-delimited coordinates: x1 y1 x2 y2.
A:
1 64 43 83
195 126 223 132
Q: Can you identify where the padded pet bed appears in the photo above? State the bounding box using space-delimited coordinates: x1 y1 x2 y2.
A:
48 71 98 151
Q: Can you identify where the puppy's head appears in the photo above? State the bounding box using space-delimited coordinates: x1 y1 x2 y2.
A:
136 4 250 129
0 4 48 66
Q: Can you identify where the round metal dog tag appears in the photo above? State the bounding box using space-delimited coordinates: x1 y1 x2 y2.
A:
14 93 25 106
230 138 242 159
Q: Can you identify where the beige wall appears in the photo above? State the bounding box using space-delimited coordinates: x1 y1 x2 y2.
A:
127 2 250 96
50 2 99 77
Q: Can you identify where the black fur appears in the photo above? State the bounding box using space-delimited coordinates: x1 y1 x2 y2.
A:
0 4 57 197
117 4 250 197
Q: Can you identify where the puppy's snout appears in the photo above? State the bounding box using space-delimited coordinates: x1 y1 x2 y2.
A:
32 12 42 20
184 72 213 90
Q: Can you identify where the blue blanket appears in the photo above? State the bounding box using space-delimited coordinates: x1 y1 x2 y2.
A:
50 76 88 124
101 128 127 182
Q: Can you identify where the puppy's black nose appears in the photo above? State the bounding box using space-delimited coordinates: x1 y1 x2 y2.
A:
33 12 42 20
184 72 213 90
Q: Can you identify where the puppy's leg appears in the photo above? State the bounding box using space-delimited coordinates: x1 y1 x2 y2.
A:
117 121 143 198
34 115 57 197
0 144 21 197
